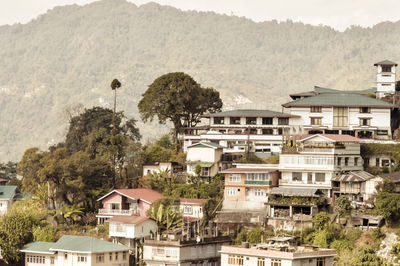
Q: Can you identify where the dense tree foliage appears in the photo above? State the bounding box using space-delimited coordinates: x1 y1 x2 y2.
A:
138 72 222 149
334 196 352 217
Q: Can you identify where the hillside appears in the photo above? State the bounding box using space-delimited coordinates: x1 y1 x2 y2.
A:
1 0 400 161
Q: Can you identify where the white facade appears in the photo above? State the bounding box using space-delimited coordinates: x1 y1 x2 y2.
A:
109 219 157 240
179 202 204 219
143 162 173 177
375 63 397 98
186 142 223 178
287 106 391 139
220 246 336 266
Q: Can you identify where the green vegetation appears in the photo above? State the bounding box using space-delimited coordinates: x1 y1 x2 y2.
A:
138 72 222 149
375 180 400 225
335 196 352 217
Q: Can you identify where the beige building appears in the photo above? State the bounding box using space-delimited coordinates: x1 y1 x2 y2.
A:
220 237 336 266
21 235 131 266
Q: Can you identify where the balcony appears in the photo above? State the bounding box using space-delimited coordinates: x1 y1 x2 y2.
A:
98 209 135 215
245 180 272 186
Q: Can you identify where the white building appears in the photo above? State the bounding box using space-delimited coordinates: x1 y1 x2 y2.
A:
0 186 20 215
186 142 224 181
283 88 394 140
21 235 131 266
374 60 398 99
279 134 363 197
220 240 336 266
179 198 207 220
143 234 231 266
184 110 299 156
108 216 158 247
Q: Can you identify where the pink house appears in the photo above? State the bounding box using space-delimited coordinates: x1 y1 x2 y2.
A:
96 188 163 224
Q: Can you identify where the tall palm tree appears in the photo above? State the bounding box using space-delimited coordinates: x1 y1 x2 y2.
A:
110 79 121 130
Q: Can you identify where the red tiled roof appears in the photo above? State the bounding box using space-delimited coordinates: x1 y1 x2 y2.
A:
107 215 150 225
114 188 163 203
221 168 278 173
180 198 207 204
0 178 8 182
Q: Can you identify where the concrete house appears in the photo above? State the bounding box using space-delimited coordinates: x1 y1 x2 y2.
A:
21 235 131 266
220 237 336 266
179 198 207 221
283 89 394 140
183 110 299 156
279 134 363 198
186 142 225 181
0 185 20 215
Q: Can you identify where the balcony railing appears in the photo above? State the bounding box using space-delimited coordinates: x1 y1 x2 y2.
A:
98 209 135 215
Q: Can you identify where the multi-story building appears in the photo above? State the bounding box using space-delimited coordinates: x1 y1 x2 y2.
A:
96 188 163 224
21 235 131 266
282 92 394 139
143 233 231 266
220 237 337 266
279 134 363 197
184 110 299 155
374 60 397 99
216 164 279 231
179 198 207 221
143 162 184 179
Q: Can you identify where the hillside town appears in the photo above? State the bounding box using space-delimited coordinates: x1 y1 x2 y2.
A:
0 60 400 265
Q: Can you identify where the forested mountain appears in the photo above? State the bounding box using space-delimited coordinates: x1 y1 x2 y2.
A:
1 0 400 161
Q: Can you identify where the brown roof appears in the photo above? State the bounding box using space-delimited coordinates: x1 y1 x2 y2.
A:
115 189 163 204
221 168 278 174
180 198 207 204
107 215 150 225
379 171 400 182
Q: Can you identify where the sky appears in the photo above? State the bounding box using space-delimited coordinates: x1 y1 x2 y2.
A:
1 0 400 31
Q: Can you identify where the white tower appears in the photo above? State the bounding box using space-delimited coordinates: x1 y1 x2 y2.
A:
374 60 397 99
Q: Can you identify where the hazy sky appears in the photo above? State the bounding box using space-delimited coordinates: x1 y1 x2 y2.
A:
1 0 400 31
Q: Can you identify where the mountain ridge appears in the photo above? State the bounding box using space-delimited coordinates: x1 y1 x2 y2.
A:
1 0 400 161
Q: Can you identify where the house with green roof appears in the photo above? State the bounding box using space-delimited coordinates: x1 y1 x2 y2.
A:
0 185 20 216
282 92 394 140
21 235 131 266
183 109 300 158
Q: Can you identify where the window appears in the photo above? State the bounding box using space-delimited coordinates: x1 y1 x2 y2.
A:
26 255 46 264
184 205 193 214
201 167 210 177
345 157 349 166
316 258 325 266
50 257 55 264
315 173 325 182
292 172 302 181
110 203 120 210
246 117 257 125
278 128 283 135
262 129 273 135
310 117 322 125
376 158 380 167
96 254 104 263
229 174 241 182
246 173 269 181
230 117 241 125
310 106 322 113
115 252 118 260
278 118 289 125
110 252 113 261
228 255 236 265
262 117 273 125
337 157 342 166
333 107 348 127
254 189 264 197
382 66 392 72
382 83 391 86
214 117 224 124
271 259 281 266
377 130 388 136
249 128 258 135
78 255 87 262
64 253 68 260
226 187 239 196
165 248 178 258
237 256 244 265
355 157 359 166
360 107 371 113
122 251 127 260
257 258 265 266
359 118 371 126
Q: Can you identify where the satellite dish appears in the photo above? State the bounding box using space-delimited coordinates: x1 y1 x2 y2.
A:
196 235 201 243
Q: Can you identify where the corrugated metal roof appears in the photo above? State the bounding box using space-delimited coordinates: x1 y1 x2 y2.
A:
332 171 374 182
283 93 394 108
374 60 398 66
108 215 150 225
21 242 55 254
0 186 17 199
221 168 277 173
270 187 322 197
188 142 225 149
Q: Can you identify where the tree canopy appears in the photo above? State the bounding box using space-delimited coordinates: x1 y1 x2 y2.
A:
138 72 222 148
